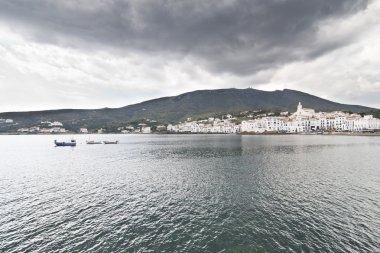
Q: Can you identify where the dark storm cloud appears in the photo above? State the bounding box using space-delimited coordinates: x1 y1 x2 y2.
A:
0 0 369 75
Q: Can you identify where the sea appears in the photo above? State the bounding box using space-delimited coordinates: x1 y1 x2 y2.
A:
0 134 379 253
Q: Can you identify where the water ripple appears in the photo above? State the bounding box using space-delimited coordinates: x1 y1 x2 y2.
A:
0 135 380 252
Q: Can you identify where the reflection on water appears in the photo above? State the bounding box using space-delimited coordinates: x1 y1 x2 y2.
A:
0 134 380 252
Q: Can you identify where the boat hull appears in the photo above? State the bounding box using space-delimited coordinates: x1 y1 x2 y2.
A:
86 141 102 144
103 141 119 144
55 140 76 147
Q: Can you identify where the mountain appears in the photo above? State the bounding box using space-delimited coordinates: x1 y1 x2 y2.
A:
0 88 378 131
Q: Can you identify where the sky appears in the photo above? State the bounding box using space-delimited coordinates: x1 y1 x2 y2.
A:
0 0 379 112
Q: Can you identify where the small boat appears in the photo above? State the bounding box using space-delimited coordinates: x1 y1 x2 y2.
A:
86 140 102 144
103 141 119 144
55 139 76 147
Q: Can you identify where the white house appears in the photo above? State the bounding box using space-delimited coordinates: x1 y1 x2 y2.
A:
50 127 66 133
80 128 88 133
49 121 63 127
142 126 151 134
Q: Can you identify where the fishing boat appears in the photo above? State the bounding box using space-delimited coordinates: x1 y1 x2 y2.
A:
54 139 76 147
103 140 119 144
86 140 102 144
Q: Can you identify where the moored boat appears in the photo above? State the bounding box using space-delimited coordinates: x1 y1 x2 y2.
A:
103 141 119 144
55 139 76 147
86 140 102 144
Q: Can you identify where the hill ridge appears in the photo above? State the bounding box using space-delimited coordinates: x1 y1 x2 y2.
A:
0 88 378 131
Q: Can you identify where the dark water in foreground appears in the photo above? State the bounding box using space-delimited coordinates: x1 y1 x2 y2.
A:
0 134 380 253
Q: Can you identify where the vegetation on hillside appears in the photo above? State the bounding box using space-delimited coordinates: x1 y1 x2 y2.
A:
0 88 377 133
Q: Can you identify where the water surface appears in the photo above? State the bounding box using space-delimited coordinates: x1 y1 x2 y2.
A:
1 134 380 252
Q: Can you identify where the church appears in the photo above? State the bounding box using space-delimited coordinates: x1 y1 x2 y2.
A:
291 102 316 119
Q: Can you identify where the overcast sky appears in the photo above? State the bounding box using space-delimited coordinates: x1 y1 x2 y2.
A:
0 0 379 112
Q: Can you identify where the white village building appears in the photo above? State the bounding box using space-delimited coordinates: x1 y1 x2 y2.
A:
241 102 380 133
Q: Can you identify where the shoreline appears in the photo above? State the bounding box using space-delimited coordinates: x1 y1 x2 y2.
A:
1 132 380 137
241 132 380 137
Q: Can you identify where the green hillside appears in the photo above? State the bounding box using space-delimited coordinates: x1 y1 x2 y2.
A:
0 88 378 132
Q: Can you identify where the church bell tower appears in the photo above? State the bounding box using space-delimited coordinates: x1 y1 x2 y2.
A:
297 102 302 113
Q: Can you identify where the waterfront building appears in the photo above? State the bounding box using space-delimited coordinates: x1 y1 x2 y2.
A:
29 127 40 133
50 127 66 133
156 125 167 131
142 126 151 134
168 118 240 134
239 102 380 134
49 121 63 127
80 128 88 133
40 128 51 133
17 128 30 133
